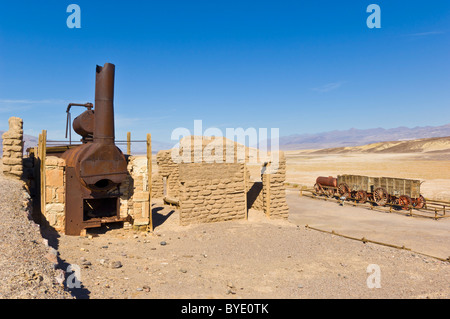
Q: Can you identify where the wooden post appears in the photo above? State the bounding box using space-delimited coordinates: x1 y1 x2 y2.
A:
263 163 271 218
146 134 153 232
127 132 131 155
39 130 47 216
244 164 248 220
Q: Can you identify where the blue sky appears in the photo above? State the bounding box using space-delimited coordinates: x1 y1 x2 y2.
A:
0 1 449 144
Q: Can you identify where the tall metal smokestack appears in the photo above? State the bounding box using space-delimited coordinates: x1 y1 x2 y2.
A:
94 63 116 144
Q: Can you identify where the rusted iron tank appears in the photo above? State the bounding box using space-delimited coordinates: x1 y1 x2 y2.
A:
315 176 337 188
314 176 337 198
62 63 128 235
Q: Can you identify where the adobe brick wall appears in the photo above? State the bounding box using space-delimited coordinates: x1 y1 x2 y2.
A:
262 151 289 219
43 156 66 231
179 163 246 225
2 117 24 178
151 136 288 225
154 150 180 198
121 156 151 227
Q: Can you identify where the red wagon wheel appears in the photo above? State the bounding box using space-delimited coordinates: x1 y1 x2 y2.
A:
373 187 388 206
325 188 336 198
398 195 412 210
338 183 350 198
314 183 322 195
355 190 367 203
414 195 426 209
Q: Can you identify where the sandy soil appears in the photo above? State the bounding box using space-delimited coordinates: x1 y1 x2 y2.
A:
1 151 449 300
48 196 450 300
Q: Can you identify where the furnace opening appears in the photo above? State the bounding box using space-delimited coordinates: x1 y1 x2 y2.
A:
95 179 113 189
83 198 118 221
85 179 117 192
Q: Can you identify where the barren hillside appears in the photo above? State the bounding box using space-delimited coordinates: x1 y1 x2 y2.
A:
278 123 450 150
305 136 450 155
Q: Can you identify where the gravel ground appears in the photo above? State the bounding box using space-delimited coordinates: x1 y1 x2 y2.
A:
55 199 450 299
0 161 72 299
0 159 448 299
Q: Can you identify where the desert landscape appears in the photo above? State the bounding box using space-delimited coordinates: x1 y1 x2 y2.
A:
283 136 450 202
0 134 449 300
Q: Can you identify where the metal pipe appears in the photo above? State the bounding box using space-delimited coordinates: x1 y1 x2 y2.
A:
94 63 115 144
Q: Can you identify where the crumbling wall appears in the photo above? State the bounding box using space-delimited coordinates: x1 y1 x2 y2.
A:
121 156 150 227
2 117 24 178
262 151 289 219
179 163 246 225
150 136 288 224
154 150 180 198
151 173 164 198
43 156 66 231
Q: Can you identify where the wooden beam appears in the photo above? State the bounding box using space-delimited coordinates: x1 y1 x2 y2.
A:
39 130 47 216
127 132 131 155
147 133 153 232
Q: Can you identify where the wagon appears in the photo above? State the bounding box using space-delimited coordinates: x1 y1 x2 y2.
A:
336 174 425 209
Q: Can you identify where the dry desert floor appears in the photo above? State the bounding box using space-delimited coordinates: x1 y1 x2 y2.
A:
0 153 449 300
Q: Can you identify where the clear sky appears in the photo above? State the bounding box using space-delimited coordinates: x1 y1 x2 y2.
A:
0 1 449 144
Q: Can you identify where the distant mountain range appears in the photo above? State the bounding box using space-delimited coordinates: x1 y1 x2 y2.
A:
278 123 450 151
2 123 450 156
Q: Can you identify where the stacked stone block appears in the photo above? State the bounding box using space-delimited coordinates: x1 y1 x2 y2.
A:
2 117 24 178
43 156 66 231
154 150 180 198
150 136 289 225
119 156 150 227
262 151 289 219
179 163 246 225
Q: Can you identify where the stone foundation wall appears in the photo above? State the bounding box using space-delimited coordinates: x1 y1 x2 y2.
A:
179 163 246 225
154 150 180 198
43 156 65 231
121 156 151 226
2 117 24 178
262 151 289 219
151 136 289 223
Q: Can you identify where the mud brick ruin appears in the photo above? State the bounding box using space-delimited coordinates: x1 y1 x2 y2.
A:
1 115 289 234
151 136 289 225
1 117 24 179
1 64 288 235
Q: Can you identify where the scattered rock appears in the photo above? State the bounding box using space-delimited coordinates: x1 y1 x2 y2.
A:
143 285 151 292
110 261 122 269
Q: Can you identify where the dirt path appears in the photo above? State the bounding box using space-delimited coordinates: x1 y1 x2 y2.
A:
53 198 450 299
286 190 450 261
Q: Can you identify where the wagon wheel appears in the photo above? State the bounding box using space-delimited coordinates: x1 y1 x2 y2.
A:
414 195 426 209
390 196 399 206
373 187 388 206
355 190 367 203
398 195 412 210
325 187 336 198
338 183 350 198
314 183 322 195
